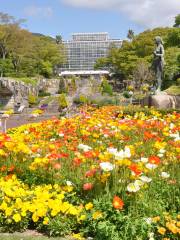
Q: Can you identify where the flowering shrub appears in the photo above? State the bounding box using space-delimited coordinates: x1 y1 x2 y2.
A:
0 106 179 239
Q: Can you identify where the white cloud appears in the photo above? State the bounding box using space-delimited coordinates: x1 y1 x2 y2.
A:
24 6 53 18
62 0 180 28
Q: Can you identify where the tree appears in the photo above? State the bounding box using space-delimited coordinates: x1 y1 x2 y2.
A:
0 12 26 25
163 47 180 88
127 29 135 41
32 35 65 77
173 14 180 28
56 35 62 44
95 27 177 82
132 61 155 89
0 12 66 78
165 28 180 47
7 26 34 72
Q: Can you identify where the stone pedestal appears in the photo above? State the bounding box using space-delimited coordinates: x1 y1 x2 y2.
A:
149 92 180 109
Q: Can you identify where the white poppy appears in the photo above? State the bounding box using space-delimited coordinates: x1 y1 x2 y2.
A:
124 146 131 158
59 133 64 137
50 138 56 142
78 144 92 152
170 133 180 141
145 163 158 170
145 217 152 225
114 150 125 160
100 162 114 172
159 149 166 154
161 172 170 178
104 134 109 138
140 157 148 163
157 153 164 158
107 147 118 155
139 176 152 183
134 180 144 187
66 180 73 186
127 182 140 192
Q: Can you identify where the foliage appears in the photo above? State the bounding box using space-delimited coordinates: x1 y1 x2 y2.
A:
73 95 89 105
163 47 180 89
0 13 65 78
164 85 180 95
58 93 68 109
95 27 180 90
127 29 135 41
58 78 68 94
173 14 180 28
123 91 132 98
38 90 51 97
0 106 179 239
90 96 120 106
101 77 113 96
28 94 39 106
132 60 155 89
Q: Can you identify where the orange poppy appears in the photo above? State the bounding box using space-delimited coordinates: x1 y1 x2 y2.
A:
112 196 124 210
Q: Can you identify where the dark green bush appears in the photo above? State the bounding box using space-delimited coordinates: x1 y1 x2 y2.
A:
38 90 51 97
101 78 113 96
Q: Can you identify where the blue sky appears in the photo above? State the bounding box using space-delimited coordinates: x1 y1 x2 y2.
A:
0 0 179 40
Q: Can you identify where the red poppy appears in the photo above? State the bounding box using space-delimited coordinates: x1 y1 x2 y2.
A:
144 131 155 140
1 165 7 172
73 158 82 166
129 164 142 176
8 165 15 172
85 169 97 178
112 196 124 210
83 183 93 191
83 151 94 158
0 142 4 148
53 163 61 170
149 156 160 165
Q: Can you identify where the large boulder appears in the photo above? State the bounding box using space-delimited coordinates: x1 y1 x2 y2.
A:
149 92 180 109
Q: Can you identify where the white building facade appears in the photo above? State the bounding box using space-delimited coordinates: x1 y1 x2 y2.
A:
59 32 122 72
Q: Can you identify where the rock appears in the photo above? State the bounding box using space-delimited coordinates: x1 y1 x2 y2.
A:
150 92 180 109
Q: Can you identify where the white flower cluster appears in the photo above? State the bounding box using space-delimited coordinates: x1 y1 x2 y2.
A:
107 146 131 159
99 162 114 172
78 144 92 152
127 175 152 192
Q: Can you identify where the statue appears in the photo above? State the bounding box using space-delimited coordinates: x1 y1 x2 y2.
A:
153 36 165 93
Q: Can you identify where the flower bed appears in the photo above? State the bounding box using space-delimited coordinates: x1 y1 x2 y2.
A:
0 106 179 240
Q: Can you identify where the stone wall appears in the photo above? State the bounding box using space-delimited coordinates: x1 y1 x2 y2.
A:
0 78 39 109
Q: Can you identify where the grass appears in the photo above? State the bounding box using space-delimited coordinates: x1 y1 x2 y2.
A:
0 233 73 240
164 85 180 95
9 77 38 86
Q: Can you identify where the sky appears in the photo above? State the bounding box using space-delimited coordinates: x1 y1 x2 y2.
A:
0 0 180 40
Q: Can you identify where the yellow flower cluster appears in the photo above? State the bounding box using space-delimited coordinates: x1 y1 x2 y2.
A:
153 214 180 236
0 175 82 224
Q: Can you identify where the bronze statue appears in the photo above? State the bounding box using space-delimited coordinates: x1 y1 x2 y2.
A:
153 36 165 93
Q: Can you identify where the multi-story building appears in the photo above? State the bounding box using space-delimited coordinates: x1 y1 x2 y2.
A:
59 32 122 73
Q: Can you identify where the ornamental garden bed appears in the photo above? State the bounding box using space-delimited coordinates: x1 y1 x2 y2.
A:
0 106 179 240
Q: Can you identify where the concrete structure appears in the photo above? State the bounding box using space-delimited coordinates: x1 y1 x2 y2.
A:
59 70 109 76
0 78 38 109
59 32 122 72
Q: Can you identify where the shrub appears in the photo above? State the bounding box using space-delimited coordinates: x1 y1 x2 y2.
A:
38 90 51 97
123 91 132 98
73 95 89 105
58 78 68 94
91 96 120 107
28 94 39 106
101 78 113 96
58 93 68 109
